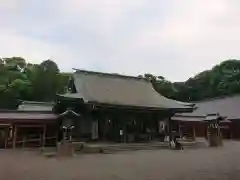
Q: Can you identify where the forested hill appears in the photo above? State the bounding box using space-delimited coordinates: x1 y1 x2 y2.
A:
1 57 240 109
149 59 240 102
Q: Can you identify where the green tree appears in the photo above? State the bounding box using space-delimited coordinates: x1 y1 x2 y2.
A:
31 59 68 101
141 59 240 101
141 74 177 99
178 59 240 101
4 57 26 69
40 59 59 73
2 55 240 109
0 58 69 108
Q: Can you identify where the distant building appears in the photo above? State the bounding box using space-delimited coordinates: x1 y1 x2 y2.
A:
172 95 240 140
0 101 58 148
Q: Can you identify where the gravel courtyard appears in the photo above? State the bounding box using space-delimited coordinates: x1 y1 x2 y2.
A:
1 141 240 180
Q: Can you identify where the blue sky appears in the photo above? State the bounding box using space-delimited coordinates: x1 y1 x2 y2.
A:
1 0 240 81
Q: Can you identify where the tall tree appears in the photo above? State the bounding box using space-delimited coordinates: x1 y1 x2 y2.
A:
31 59 68 101
4 57 26 70
40 59 59 73
0 58 69 108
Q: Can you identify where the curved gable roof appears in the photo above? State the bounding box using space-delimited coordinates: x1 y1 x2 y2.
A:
59 69 194 111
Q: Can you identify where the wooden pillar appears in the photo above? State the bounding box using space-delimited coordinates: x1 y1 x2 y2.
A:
193 126 196 141
42 125 46 147
104 119 108 140
55 124 59 145
205 123 208 139
91 119 99 140
101 118 108 141
168 118 172 147
12 125 17 149
230 124 233 139
178 123 182 139
4 128 7 149
22 136 26 148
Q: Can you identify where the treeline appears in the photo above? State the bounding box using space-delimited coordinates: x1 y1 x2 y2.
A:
147 59 240 102
0 57 70 109
1 57 240 109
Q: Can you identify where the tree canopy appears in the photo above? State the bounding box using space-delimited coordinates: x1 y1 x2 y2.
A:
0 57 70 109
148 59 240 102
1 57 240 109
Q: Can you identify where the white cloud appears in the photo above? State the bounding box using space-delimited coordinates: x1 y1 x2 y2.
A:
123 0 240 80
0 28 89 71
1 0 240 81
57 0 146 34
0 0 19 10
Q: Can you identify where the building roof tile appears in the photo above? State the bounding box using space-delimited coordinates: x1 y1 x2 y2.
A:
0 111 58 120
18 101 54 111
58 69 195 111
178 95 240 120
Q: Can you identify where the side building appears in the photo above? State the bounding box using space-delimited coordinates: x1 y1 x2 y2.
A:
172 95 240 140
0 101 58 148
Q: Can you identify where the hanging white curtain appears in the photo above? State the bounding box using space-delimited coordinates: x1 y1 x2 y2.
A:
91 120 99 140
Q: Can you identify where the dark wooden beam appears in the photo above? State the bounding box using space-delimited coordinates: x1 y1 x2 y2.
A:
12 125 17 149
42 125 46 147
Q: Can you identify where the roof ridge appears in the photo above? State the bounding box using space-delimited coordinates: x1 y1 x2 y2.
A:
73 68 149 82
174 114 204 118
20 101 54 106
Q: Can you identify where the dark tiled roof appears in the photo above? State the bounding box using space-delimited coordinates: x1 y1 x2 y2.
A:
58 69 195 111
172 114 230 123
0 111 58 120
180 95 240 120
18 101 54 111
171 115 204 122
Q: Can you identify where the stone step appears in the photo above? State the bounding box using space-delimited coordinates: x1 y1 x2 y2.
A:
102 142 166 148
101 143 170 153
103 145 169 153
102 141 207 153
40 141 208 155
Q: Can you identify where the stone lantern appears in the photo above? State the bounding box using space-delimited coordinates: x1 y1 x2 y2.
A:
60 108 80 142
57 108 80 157
204 113 224 147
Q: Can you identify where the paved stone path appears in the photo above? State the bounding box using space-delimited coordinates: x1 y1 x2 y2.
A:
1 141 240 180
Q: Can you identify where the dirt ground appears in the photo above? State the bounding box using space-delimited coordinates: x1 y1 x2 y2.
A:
1 141 240 180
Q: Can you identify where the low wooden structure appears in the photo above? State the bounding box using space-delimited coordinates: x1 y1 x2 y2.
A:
172 95 240 140
0 103 59 148
171 116 206 141
172 114 231 140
